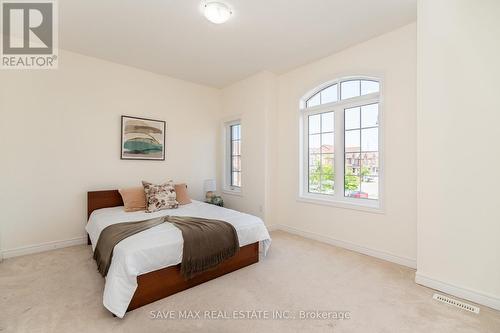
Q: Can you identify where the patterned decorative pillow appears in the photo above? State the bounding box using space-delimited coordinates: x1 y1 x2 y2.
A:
142 180 178 213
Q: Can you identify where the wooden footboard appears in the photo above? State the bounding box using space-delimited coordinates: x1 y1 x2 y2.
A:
128 242 259 312
87 190 260 314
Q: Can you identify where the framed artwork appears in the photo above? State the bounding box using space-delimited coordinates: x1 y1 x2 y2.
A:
121 115 166 160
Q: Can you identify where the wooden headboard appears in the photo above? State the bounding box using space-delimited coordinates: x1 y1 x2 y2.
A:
87 190 123 218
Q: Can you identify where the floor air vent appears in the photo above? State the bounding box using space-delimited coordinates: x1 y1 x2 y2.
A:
433 293 480 314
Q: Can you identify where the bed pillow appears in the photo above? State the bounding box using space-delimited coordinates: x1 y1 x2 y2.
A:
118 187 146 212
174 183 192 205
142 180 178 213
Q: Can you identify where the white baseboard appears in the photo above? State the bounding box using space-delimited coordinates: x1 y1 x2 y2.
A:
0 236 87 259
269 224 417 269
415 272 500 311
266 224 279 232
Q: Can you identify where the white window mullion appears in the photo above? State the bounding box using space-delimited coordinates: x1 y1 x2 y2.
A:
335 106 344 201
303 114 309 194
335 83 343 200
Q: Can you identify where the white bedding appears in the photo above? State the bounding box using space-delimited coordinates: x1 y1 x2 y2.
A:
85 200 271 318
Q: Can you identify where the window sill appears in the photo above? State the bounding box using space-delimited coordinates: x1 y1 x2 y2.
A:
222 188 243 197
297 194 384 214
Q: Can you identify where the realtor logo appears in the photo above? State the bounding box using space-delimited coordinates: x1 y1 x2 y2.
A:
1 0 58 69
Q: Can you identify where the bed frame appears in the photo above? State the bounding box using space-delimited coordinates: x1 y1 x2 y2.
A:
87 190 259 313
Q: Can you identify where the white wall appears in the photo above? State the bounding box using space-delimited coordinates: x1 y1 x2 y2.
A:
271 24 417 265
416 0 500 309
218 72 277 223
1 24 418 268
0 50 220 254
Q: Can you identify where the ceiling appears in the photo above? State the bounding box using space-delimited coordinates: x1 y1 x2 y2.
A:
60 0 416 87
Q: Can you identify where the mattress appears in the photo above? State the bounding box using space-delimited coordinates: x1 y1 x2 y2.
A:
85 200 272 318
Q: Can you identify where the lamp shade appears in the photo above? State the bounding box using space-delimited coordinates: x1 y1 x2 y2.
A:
204 179 217 192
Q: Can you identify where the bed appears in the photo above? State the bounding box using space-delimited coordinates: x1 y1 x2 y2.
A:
86 190 271 318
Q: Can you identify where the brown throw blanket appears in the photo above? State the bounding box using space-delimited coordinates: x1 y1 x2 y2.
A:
165 216 239 279
93 216 239 279
93 217 165 276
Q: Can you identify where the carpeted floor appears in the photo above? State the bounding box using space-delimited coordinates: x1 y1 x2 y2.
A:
1 230 499 332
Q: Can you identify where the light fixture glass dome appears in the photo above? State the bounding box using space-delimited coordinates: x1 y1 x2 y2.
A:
204 2 232 24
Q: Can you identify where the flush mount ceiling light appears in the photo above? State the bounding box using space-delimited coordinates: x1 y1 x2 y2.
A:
203 2 232 24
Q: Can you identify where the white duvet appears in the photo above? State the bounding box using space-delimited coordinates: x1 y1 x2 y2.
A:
85 200 271 318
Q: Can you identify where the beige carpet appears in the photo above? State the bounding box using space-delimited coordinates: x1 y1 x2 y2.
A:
1 230 499 333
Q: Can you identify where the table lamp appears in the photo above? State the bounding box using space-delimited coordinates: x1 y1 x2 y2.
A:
204 179 217 201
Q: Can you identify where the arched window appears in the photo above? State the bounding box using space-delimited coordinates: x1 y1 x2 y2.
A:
299 77 382 210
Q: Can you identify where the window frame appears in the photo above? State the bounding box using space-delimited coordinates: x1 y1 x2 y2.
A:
223 119 242 195
299 76 384 213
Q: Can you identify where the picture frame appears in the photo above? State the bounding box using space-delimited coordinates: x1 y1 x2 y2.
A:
121 115 166 160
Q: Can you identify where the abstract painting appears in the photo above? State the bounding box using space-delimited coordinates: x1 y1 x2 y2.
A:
121 116 165 160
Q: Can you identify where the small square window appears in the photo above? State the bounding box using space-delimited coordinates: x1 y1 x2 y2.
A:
309 114 321 134
341 80 361 100
321 112 334 132
345 107 360 130
306 93 321 108
361 80 379 95
320 84 338 104
361 104 379 128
